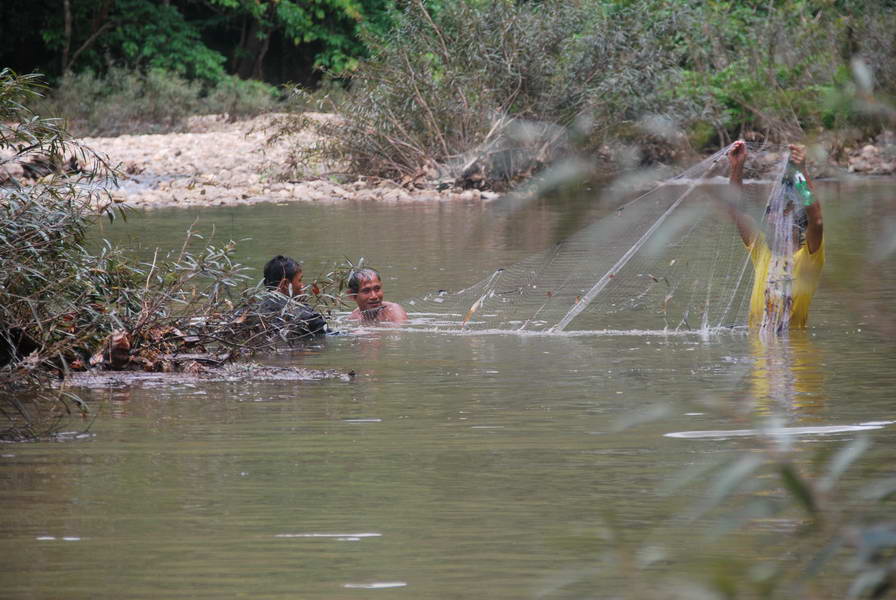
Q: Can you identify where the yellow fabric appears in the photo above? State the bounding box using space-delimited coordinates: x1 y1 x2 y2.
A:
747 235 824 328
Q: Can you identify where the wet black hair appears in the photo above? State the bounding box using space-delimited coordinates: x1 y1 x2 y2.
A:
263 255 302 288
347 268 381 294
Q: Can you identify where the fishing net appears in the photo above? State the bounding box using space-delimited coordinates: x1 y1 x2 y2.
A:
404 142 794 334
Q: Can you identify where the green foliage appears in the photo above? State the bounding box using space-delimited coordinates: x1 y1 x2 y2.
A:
203 75 282 119
101 0 227 83
39 0 227 83
609 399 896 598
205 0 397 76
295 0 895 186
0 71 345 440
30 67 202 136
296 0 687 186
4 0 398 87
658 0 895 145
28 68 286 136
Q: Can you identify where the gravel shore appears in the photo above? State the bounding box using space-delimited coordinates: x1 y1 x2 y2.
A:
78 113 496 209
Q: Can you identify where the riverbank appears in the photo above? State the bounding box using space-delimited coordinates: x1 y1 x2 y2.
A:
78 113 498 208
74 114 896 209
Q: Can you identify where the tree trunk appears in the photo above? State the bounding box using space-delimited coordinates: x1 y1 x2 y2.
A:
65 0 115 72
235 2 276 80
250 32 271 80
232 16 248 72
61 0 72 73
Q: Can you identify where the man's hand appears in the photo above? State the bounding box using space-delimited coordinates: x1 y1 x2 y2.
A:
727 140 747 173
788 144 807 168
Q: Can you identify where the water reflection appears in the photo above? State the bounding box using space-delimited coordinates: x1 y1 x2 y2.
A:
748 331 826 418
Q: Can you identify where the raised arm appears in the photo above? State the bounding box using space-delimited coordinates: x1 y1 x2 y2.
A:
726 140 759 246
788 144 823 254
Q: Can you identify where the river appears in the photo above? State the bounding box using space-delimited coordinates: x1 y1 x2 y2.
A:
2 179 894 599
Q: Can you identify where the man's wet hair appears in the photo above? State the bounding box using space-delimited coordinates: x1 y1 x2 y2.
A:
263 255 302 288
347 268 381 294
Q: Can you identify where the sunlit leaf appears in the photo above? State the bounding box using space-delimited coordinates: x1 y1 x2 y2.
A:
859 477 896 502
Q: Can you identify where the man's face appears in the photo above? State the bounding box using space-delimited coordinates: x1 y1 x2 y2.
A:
353 275 385 312
279 271 304 296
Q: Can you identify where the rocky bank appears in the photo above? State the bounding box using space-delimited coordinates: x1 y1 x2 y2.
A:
7 114 893 209
78 113 498 208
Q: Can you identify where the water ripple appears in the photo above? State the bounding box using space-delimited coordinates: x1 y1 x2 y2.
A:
665 421 893 439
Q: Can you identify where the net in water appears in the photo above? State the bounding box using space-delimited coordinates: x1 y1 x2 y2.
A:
404 143 796 334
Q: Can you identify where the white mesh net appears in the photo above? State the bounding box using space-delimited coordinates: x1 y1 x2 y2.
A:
404 142 794 334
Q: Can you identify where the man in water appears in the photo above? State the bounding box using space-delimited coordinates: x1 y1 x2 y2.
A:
346 268 408 324
259 255 327 337
726 141 824 330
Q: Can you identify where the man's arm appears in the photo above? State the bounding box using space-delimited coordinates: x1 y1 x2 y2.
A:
789 144 823 254
726 140 759 247
384 302 408 323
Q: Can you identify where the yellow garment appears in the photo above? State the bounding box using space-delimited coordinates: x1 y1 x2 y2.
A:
748 235 824 328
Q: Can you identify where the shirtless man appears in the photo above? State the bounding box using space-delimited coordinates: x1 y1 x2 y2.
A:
346 268 408 324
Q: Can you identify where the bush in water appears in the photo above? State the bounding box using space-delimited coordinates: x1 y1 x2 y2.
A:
1 70 347 440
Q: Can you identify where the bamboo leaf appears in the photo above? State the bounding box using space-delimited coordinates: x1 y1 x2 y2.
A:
820 436 871 493
778 463 818 516
859 477 896 502
696 454 764 516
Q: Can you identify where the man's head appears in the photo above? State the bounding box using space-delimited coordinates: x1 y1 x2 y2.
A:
263 255 303 296
347 268 384 313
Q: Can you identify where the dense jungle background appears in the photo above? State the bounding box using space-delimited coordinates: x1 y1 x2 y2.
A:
2 0 894 150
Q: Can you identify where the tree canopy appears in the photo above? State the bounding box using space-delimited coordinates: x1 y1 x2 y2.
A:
0 0 398 85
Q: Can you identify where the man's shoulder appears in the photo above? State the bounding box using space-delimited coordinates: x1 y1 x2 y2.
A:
382 301 408 321
258 294 327 334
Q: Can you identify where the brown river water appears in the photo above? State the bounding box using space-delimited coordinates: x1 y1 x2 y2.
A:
1 179 894 599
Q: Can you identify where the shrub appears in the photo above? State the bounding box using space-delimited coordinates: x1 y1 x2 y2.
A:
290 0 895 187
30 67 203 136
1 70 347 440
30 68 288 137
289 0 687 187
204 75 283 119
